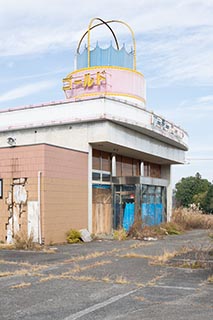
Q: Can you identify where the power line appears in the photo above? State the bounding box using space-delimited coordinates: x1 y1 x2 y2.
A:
186 158 213 161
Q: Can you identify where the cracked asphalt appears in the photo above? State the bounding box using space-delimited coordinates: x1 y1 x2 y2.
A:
0 229 212 320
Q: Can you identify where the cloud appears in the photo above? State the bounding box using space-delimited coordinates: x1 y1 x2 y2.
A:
139 25 213 87
0 80 56 103
1 0 213 56
0 68 68 84
179 95 213 111
0 0 212 98
198 95 213 103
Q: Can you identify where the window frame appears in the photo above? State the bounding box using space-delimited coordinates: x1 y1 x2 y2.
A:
92 170 111 184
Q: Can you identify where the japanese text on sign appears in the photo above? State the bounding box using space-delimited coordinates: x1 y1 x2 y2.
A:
63 71 106 91
152 115 184 140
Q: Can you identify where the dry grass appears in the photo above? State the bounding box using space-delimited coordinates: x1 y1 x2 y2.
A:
114 275 130 284
0 262 49 279
63 251 106 264
14 231 38 250
207 275 213 283
127 208 213 241
0 268 31 278
208 232 213 239
130 242 153 249
0 259 32 267
134 296 146 302
179 261 206 269
10 282 31 289
119 252 151 259
42 247 57 254
67 260 112 274
0 271 14 278
172 208 213 230
39 274 60 282
136 282 145 287
40 274 100 283
71 275 98 282
0 243 15 250
120 249 186 264
102 276 111 283
146 274 166 286
175 244 213 269
128 220 182 240
40 260 112 283
151 250 178 264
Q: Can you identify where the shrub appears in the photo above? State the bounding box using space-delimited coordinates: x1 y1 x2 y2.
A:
113 227 127 241
128 220 182 239
159 222 182 235
128 220 144 239
66 229 82 244
14 231 37 250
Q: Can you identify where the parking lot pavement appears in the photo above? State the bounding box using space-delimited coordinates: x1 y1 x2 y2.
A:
0 229 212 320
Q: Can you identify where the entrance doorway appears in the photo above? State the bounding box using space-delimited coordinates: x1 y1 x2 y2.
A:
113 183 166 231
114 185 136 231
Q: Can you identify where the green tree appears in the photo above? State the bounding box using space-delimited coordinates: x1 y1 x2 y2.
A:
193 191 208 209
175 172 211 208
203 184 213 213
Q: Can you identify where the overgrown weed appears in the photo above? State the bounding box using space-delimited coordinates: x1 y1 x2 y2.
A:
113 227 127 241
172 208 213 230
14 231 41 250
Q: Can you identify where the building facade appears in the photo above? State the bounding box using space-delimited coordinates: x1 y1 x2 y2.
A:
0 19 188 244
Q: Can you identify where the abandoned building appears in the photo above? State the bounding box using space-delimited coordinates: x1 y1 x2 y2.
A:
0 19 188 244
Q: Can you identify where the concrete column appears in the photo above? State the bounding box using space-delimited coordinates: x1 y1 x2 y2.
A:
140 161 144 176
161 165 172 221
112 155 116 177
88 144 93 233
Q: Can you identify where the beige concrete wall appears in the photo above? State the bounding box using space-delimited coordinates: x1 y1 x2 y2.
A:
0 144 88 244
42 145 88 244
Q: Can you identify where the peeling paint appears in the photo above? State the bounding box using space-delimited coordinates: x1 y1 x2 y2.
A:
6 178 28 243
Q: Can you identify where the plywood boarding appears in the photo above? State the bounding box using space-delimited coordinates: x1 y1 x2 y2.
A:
92 188 112 234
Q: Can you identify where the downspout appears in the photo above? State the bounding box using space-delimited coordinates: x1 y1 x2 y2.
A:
38 171 42 244
88 145 93 233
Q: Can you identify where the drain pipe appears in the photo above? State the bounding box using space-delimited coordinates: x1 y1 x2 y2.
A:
38 171 42 245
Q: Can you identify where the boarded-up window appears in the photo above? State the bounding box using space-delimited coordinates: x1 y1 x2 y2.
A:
144 162 161 178
122 157 133 176
144 162 150 177
92 149 111 172
92 150 101 170
150 163 161 178
133 159 140 176
116 156 140 176
102 151 111 171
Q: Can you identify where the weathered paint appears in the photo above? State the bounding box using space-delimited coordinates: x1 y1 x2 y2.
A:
0 97 188 151
0 145 88 244
5 178 28 243
28 201 39 242
63 67 146 107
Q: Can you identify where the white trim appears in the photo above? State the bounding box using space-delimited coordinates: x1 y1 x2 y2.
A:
38 171 42 244
112 155 116 176
88 145 93 233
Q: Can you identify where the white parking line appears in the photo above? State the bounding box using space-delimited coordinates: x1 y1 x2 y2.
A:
155 285 196 291
63 288 139 320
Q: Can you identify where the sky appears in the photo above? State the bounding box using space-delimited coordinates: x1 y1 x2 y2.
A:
0 0 213 187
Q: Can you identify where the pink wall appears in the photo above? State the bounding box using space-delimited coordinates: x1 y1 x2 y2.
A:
63 66 146 103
